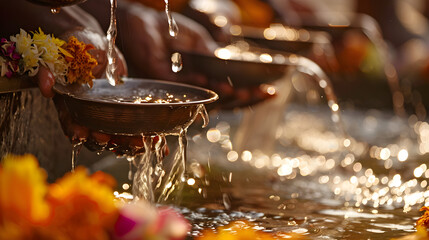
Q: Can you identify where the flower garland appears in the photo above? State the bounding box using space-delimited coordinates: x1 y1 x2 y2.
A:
0 154 189 240
0 28 97 86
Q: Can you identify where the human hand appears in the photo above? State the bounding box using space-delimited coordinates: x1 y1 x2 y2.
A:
36 27 127 98
36 66 56 98
54 88 170 157
36 28 128 150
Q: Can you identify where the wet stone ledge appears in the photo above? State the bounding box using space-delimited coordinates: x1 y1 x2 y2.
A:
0 89 102 181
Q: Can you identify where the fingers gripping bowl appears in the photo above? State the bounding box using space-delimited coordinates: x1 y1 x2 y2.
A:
53 78 218 135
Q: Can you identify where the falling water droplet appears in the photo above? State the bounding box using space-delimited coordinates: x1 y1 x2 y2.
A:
127 156 134 181
164 0 179 38
222 193 232 210
169 20 179 38
171 52 183 73
190 162 205 178
128 163 133 180
50 7 61 14
71 142 83 172
227 76 233 87
198 105 209 128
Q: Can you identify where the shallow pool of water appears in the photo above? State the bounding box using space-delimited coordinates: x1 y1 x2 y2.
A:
102 103 428 239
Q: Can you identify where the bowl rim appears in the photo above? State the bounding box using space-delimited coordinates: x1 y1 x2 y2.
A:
181 49 294 67
53 77 219 106
235 25 331 44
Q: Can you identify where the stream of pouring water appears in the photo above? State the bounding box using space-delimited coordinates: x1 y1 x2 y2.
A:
70 103 208 203
362 19 427 120
49 0 120 85
164 0 178 38
129 0 191 203
294 56 349 140
358 16 406 117
71 141 83 172
132 105 209 203
164 0 183 73
234 54 350 154
106 0 121 86
70 0 200 202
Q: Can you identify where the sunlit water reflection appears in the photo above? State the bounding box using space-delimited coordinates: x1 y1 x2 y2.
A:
107 103 429 239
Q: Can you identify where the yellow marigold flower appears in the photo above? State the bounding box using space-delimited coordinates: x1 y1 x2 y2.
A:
0 154 51 239
197 221 307 240
45 167 118 240
62 36 98 87
0 154 50 222
10 29 41 76
33 28 66 47
32 28 69 82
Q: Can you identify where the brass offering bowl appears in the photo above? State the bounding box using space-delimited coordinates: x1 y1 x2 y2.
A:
231 25 331 54
180 50 291 88
26 0 86 7
53 78 218 135
298 14 378 41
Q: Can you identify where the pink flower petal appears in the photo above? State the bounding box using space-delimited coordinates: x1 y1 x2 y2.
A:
114 214 138 237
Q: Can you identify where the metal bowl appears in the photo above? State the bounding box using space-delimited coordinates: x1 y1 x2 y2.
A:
53 78 218 135
180 50 291 88
232 26 331 54
299 14 379 41
26 0 86 7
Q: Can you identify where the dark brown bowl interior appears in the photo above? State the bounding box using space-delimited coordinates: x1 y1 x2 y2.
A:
53 78 218 135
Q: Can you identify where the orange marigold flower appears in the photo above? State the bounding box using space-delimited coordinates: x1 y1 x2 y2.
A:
45 167 119 240
62 36 97 87
391 226 429 240
417 207 429 229
197 221 307 240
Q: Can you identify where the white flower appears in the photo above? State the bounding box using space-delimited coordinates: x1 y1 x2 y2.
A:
33 28 69 81
10 29 41 76
10 29 33 54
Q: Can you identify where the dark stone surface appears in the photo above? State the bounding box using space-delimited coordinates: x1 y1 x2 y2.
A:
0 89 103 182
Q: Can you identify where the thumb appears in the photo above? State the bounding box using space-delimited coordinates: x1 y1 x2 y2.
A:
36 66 55 98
